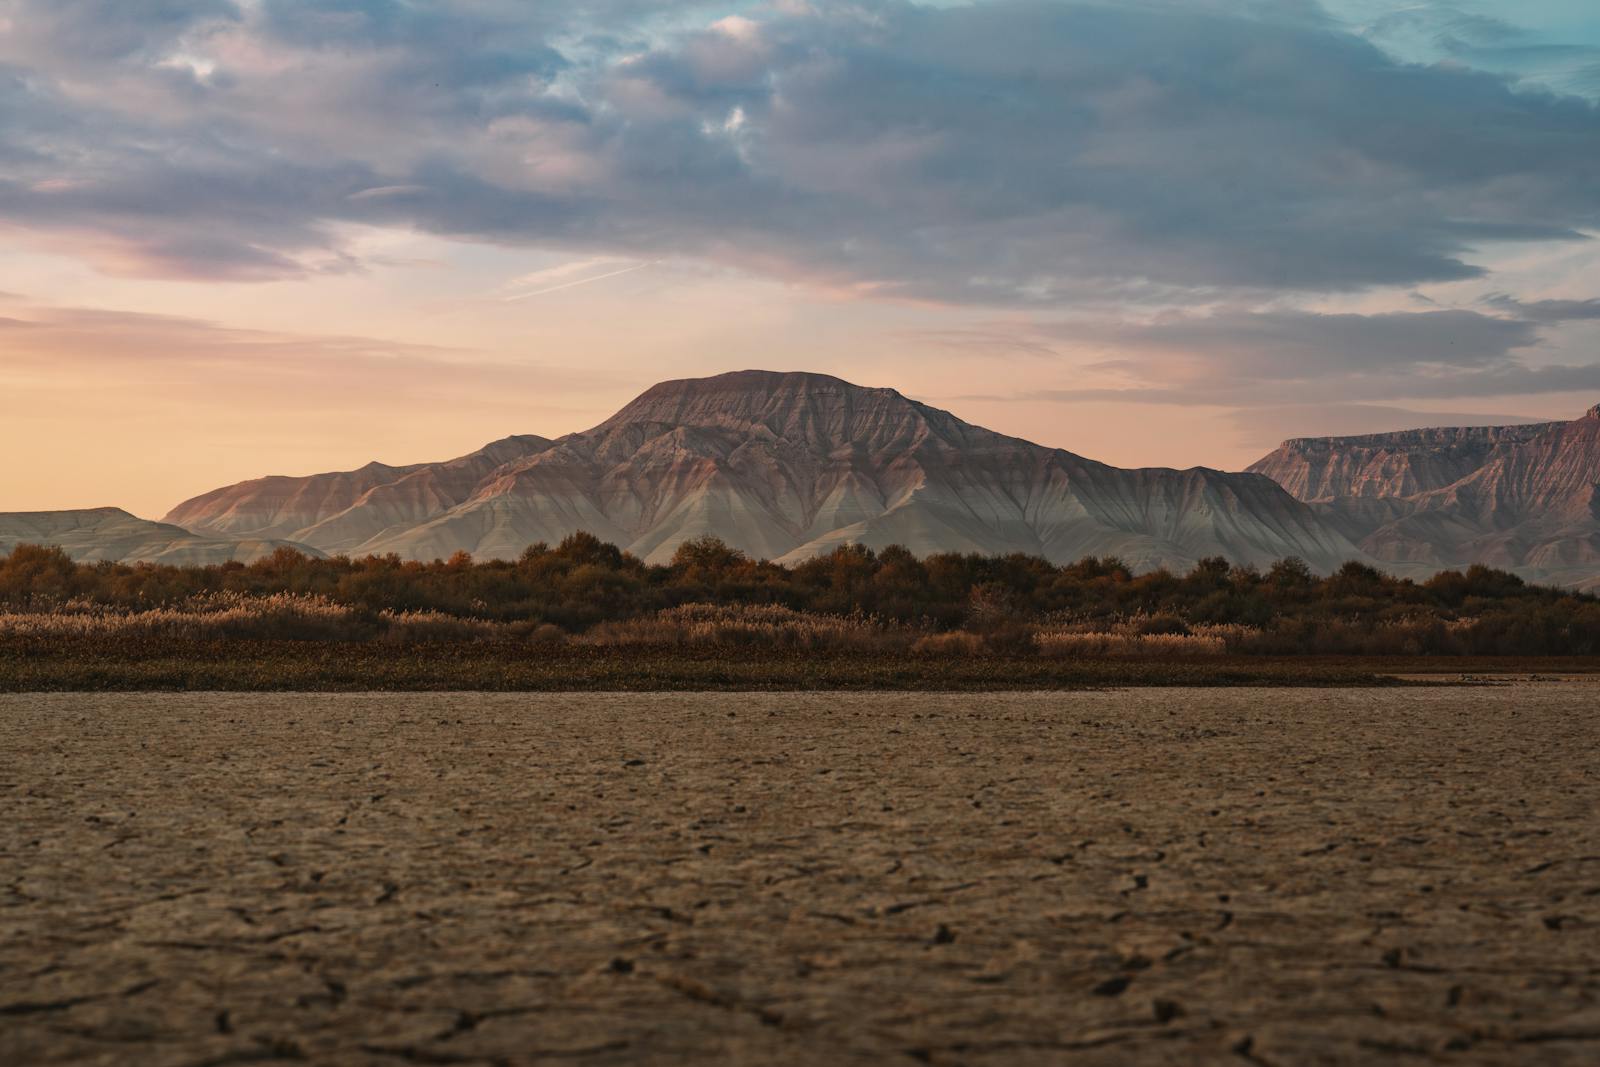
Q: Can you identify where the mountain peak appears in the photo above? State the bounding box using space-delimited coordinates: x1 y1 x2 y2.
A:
616 369 902 413
644 369 887 393
1586 402 1600 420
5 506 133 521
601 370 920 440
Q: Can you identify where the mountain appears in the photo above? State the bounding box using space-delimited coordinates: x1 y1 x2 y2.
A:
1249 403 1600 586
163 370 1361 572
1247 422 1564 503
164 435 553 553
0 508 323 565
161 460 429 542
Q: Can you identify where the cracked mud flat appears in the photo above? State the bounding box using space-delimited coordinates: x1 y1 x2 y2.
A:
2 686 1598 1066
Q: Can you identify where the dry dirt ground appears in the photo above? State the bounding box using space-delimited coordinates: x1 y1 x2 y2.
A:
2 686 1598 1066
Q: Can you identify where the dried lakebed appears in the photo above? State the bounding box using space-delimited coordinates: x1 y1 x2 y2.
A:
3 687 1598 1066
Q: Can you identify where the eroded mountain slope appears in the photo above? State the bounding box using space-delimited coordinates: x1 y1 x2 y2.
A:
1249 404 1600 585
167 371 1363 571
0 509 322 565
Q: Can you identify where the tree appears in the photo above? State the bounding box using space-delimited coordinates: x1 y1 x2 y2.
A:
553 531 623 569
670 536 748 575
1268 557 1314 589
0 544 78 603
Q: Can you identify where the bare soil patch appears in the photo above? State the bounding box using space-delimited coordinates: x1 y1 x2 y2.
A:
3 687 1598 1064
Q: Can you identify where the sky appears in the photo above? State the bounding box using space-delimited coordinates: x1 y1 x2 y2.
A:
2 0 1599 519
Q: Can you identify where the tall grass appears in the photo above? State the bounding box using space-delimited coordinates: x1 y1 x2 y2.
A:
1034 630 1229 657
580 602 913 650
0 593 497 643
911 632 987 655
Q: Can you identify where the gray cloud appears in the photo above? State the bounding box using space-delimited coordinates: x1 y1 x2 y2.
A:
1011 362 1600 406
897 327 1064 361
924 307 1542 375
1082 309 1540 378
1483 293 1600 322
2 0 240 64
934 303 1600 407
1338 1 1600 98
0 0 1597 299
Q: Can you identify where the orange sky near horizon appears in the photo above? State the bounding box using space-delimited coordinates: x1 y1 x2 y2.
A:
3 225 1592 521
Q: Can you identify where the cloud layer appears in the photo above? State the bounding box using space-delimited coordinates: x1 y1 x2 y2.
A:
933 301 1600 407
2 0 1598 303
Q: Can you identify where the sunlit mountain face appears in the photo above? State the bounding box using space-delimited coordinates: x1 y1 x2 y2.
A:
155 370 1367 573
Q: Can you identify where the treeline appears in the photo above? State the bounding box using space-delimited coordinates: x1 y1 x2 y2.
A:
3 534 1599 655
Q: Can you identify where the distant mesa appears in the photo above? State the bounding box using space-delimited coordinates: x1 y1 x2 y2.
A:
1248 423 1566 502
1247 402 1600 590
6 372 1599 588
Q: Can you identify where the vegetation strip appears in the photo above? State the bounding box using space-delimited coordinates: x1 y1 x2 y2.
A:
3 533 1597 690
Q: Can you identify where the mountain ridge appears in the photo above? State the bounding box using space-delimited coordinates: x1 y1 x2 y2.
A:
14 373 1596 584
0 508 323 565
1248 401 1600 586
160 370 1364 572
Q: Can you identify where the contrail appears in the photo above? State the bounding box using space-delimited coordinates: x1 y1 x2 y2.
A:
503 261 657 301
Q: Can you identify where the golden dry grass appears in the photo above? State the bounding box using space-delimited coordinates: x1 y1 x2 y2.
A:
579 602 901 650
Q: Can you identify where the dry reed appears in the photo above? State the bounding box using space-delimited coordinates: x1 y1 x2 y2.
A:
579 602 910 650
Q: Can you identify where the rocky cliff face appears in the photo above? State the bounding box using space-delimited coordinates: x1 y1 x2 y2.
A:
1249 404 1600 586
0 509 322 565
162 370 1362 572
1248 423 1563 502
